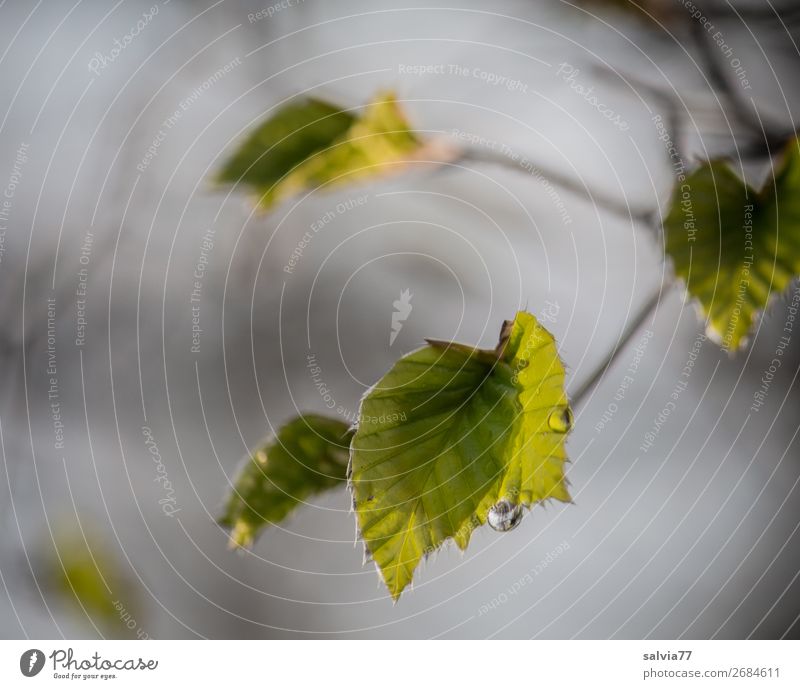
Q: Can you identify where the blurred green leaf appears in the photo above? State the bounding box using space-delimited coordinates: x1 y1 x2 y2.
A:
220 414 352 548
664 138 800 351
349 312 572 600
46 530 139 638
216 90 422 211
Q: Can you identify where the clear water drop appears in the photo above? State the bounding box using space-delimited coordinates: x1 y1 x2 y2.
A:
547 407 573 433
487 500 524 532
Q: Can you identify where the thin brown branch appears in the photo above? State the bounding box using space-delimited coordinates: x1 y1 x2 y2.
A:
570 282 665 408
457 145 656 225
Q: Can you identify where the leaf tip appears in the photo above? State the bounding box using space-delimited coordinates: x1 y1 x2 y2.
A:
227 520 255 550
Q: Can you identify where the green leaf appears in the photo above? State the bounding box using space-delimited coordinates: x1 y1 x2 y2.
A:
220 414 352 548
349 312 572 600
46 530 140 637
664 138 800 351
216 90 422 211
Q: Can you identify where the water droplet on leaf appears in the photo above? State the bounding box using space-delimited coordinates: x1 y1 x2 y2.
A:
487 500 524 532
547 407 573 433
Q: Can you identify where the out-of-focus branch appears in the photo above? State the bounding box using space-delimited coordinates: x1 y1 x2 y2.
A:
705 3 800 25
570 282 665 408
689 16 792 152
457 145 657 225
593 64 792 162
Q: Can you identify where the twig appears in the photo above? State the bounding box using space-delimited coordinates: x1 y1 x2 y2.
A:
705 3 800 25
591 65 681 130
456 145 656 225
689 17 791 151
570 281 665 408
592 64 789 163
456 128 669 409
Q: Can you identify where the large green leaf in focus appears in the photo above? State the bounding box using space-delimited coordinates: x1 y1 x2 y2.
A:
220 414 352 548
216 91 421 211
664 138 800 351
349 312 572 600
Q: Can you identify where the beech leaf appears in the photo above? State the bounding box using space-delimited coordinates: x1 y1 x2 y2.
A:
216 90 425 211
349 312 572 600
46 530 138 637
664 138 800 351
220 414 352 548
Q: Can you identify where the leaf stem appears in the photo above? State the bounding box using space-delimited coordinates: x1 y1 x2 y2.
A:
456 137 670 409
569 281 666 408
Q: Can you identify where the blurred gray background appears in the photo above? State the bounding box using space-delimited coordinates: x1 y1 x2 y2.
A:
0 0 798 639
